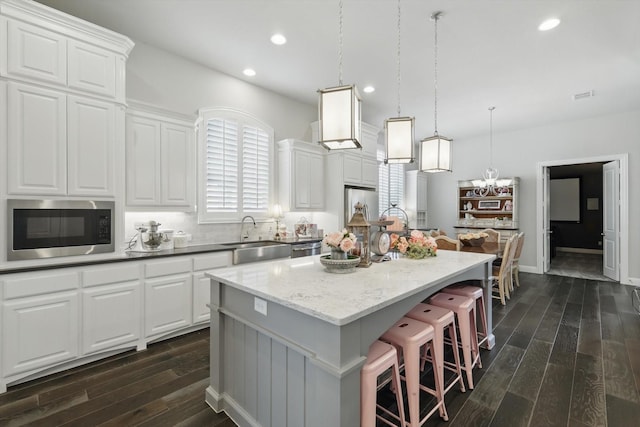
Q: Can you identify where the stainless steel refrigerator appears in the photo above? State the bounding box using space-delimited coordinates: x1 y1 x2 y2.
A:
344 185 378 226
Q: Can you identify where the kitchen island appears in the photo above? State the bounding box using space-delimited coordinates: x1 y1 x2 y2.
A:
205 250 496 427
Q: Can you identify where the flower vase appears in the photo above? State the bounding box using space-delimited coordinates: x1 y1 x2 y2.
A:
331 248 348 260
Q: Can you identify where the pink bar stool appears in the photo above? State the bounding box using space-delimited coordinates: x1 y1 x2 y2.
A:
361 340 406 427
381 316 447 427
406 303 466 399
444 283 489 350
429 292 480 389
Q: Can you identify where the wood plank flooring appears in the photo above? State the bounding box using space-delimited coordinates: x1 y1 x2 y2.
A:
1 272 639 426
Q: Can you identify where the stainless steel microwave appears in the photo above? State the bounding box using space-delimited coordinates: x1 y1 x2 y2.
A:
7 199 115 261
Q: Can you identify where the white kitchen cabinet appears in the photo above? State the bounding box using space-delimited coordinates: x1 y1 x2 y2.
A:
3 19 67 86
81 264 141 355
278 139 325 211
67 39 119 99
329 151 378 190
2 271 80 378
6 82 117 196
126 109 195 210
405 170 428 228
7 82 67 195
192 252 232 324
67 95 116 196
144 258 192 338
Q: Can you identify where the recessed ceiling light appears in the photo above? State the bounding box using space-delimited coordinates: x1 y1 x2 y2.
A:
538 18 560 31
243 68 256 77
363 86 375 93
270 34 287 45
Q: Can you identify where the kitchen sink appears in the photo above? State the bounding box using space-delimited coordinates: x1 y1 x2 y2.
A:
220 241 291 265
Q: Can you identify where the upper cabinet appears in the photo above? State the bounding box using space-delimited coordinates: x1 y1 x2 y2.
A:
1 0 133 103
125 107 195 211
277 139 324 211
1 0 133 198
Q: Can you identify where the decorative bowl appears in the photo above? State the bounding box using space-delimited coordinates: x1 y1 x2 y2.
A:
319 255 360 274
460 237 485 247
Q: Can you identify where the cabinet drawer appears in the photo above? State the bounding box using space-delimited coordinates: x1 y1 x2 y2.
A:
3 271 79 299
193 252 232 271
145 257 191 278
83 263 140 287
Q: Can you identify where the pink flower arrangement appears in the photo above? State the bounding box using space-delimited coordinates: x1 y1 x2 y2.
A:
390 230 437 259
323 229 357 252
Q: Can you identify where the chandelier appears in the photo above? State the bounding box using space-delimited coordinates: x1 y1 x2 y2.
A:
472 106 512 196
384 0 414 164
420 11 452 173
318 0 362 150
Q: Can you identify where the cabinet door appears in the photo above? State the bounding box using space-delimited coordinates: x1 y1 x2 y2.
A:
7 82 66 195
68 40 117 99
343 153 362 185
2 292 79 376
161 123 194 207
145 274 191 337
82 281 141 355
5 20 67 86
67 95 116 196
126 115 161 205
308 152 325 209
192 272 212 324
361 157 378 188
293 150 312 208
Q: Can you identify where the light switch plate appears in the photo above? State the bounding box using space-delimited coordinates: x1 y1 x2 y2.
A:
254 297 267 316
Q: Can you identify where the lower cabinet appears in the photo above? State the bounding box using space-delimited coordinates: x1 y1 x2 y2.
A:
144 257 192 338
81 264 141 355
0 250 232 394
2 270 80 378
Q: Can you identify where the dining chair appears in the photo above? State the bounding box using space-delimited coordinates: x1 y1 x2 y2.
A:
434 235 460 251
480 228 500 243
490 234 517 305
511 232 525 288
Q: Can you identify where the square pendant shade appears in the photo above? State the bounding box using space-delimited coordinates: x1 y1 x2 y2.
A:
318 84 362 150
420 134 452 173
384 117 415 164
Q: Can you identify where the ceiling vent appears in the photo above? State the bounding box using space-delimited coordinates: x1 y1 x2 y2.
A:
573 90 594 101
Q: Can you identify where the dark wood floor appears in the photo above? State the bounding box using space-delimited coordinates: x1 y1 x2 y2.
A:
1 272 639 426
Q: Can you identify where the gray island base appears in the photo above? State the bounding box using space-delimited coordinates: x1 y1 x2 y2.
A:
205 250 495 427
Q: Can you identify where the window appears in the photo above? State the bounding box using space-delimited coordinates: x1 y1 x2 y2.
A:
198 108 274 223
377 149 404 217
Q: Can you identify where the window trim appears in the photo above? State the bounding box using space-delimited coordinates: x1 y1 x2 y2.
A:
197 107 275 224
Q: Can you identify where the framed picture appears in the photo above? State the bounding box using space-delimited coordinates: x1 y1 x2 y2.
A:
478 200 501 210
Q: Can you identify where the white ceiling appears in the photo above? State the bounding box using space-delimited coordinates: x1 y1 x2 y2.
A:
36 0 640 140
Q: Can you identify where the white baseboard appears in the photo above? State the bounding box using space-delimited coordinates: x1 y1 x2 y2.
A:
556 247 603 255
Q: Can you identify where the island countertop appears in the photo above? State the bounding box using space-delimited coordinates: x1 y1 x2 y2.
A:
206 249 495 326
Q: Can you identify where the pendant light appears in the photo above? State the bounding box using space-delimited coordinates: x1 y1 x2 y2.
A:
318 0 362 150
472 106 512 195
420 11 452 173
384 0 414 164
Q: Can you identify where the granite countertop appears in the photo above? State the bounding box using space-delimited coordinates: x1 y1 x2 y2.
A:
207 250 495 326
0 238 323 275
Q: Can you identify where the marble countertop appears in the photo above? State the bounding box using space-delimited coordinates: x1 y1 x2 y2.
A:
207 250 495 326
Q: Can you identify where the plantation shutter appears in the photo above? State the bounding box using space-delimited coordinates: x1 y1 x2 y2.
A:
242 125 270 212
378 149 404 216
378 150 390 216
205 118 238 211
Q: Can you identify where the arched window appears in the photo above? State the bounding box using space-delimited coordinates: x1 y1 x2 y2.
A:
198 108 274 223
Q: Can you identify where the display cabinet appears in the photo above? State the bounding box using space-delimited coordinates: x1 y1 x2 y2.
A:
455 177 519 242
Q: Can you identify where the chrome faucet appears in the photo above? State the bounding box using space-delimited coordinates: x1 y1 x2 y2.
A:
240 215 256 241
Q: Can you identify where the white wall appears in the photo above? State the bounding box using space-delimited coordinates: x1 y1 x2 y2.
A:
426 109 640 281
123 42 320 243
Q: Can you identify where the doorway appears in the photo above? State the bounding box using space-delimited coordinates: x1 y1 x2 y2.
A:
536 154 629 284
546 163 611 281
